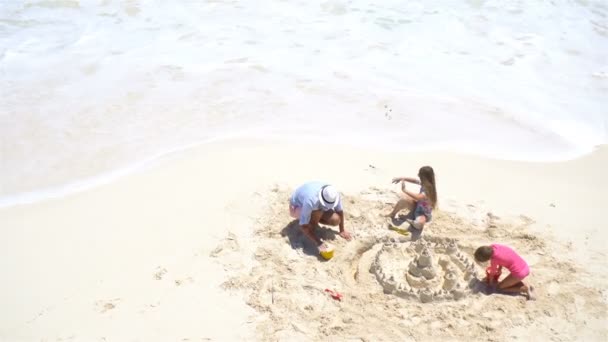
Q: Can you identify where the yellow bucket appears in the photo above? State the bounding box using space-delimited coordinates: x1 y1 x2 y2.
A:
319 244 335 260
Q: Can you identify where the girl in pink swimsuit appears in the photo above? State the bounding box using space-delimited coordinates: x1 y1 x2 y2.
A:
474 244 536 300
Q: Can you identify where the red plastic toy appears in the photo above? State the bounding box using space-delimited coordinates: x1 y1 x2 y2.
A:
324 289 343 301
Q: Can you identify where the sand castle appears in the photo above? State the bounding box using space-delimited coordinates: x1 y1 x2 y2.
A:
370 236 478 303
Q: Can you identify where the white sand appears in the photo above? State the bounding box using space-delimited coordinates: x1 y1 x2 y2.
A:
0 141 606 341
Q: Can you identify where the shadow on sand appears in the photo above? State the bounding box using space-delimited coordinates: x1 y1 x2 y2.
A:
280 220 338 261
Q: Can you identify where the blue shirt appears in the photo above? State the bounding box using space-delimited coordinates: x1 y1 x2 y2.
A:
290 181 343 225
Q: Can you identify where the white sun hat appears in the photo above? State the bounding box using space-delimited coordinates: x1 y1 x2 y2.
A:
318 185 340 210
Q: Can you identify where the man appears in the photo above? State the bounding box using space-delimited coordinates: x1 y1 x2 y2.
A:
289 182 352 252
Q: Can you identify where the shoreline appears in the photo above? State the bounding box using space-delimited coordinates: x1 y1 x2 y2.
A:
1 140 606 340
1 137 605 209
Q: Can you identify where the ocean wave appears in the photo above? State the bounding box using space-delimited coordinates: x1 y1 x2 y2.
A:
1 0 606 206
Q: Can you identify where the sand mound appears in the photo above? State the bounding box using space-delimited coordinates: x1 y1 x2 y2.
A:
215 186 607 341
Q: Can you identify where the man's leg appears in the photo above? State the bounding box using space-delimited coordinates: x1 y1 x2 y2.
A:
319 211 340 226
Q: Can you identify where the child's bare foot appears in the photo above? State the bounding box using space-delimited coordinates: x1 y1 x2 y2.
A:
526 286 536 301
406 218 424 230
387 216 407 226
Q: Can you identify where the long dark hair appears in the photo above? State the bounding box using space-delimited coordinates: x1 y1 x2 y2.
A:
419 166 437 208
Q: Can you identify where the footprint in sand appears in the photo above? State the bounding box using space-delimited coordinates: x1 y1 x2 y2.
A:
519 214 535 225
175 277 194 286
209 232 240 257
95 298 120 313
154 267 167 280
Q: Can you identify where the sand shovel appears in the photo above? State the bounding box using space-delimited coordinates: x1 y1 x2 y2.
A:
387 220 410 236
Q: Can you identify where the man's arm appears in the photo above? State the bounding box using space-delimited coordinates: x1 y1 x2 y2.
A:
299 205 323 246
309 209 322 227
335 210 352 240
337 210 345 233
